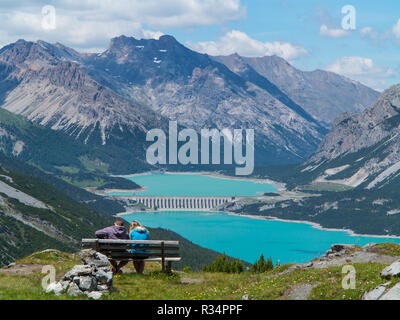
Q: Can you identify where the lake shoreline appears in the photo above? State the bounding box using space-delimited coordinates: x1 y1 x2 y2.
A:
112 170 286 192
116 208 400 240
225 212 400 240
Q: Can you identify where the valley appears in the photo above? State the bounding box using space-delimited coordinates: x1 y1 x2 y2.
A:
0 33 399 294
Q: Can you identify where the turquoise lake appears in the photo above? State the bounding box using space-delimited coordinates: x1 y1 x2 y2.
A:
109 173 277 196
115 173 400 264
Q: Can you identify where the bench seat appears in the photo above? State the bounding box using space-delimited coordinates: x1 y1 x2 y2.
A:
82 239 181 272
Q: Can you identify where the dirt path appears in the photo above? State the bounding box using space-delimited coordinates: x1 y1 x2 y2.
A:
289 283 319 300
0 263 45 275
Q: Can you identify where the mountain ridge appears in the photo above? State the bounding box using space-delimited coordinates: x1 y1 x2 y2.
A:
82 35 328 165
292 84 400 190
240 54 379 126
0 35 380 167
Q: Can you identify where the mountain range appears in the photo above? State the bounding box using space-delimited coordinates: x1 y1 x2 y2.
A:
0 35 379 167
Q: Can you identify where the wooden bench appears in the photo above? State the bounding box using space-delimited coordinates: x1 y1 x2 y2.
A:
82 239 181 273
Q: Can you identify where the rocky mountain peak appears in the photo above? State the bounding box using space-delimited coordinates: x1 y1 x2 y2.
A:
239 55 379 126
213 53 247 73
158 34 179 45
0 39 83 70
107 34 180 55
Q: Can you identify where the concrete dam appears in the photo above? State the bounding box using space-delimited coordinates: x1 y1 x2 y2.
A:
131 196 234 210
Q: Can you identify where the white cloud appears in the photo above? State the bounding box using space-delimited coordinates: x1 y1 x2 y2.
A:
393 19 400 39
186 30 308 60
360 26 391 45
319 24 349 38
360 20 400 46
360 26 374 37
0 0 246 51
325 56 395 91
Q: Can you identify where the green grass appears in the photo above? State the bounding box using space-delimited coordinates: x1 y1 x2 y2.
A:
61 176 106 188
79 156 109 173
55 166 80 174
369 243 400 256
309 263 398 300
1 249 397 300
298 182 354 192
17 250 80 266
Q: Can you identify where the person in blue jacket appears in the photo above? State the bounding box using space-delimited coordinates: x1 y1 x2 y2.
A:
129 221 150 274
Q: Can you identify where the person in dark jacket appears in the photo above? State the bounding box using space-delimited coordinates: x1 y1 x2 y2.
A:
129 221 150 274
95 217 129 274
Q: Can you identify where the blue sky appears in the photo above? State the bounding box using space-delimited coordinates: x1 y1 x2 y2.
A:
166 0 400 91
1 0 399 90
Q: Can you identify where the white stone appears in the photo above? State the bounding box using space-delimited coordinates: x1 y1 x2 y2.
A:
362 284 389 300
45 282 61 295
97 284 109 291
78 276 97 291
79 249 110 268
380 282 400 300
63 265 93 280
381 260 400 278
86 291 103 300
67 282 83 297
95 269 113 285
45 281 70 296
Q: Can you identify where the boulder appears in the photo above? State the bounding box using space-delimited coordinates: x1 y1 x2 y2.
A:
97 284 109 291
298 262 313 268
67 282 83 297
45 280 70 296
86 291 103 300
362 282 390 300
380 282 400 300
97 266 111 273
59 281 70 291
77 276 97 291
95 269 113 286
363 243 376 250
331 244 358 253
79 249 109 268
381 260 400 278
63 265 93 280
45 282 64 296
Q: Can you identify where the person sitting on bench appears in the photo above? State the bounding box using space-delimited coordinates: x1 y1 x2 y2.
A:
95 217 129 275
129 221 150 274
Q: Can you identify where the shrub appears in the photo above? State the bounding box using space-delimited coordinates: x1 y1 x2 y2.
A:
251 254 274 273
202 253 244 273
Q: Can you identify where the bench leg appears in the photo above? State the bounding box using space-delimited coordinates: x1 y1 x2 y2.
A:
166 261 172 274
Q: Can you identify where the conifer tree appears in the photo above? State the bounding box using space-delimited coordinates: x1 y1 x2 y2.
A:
251 254 274 273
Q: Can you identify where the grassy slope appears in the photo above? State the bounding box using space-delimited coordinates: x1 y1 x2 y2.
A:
1 244 399 300
0 165 113 266
0 153 126 215
0 108 144 189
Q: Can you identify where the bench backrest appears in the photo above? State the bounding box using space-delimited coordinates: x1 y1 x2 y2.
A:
81 239 180 260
